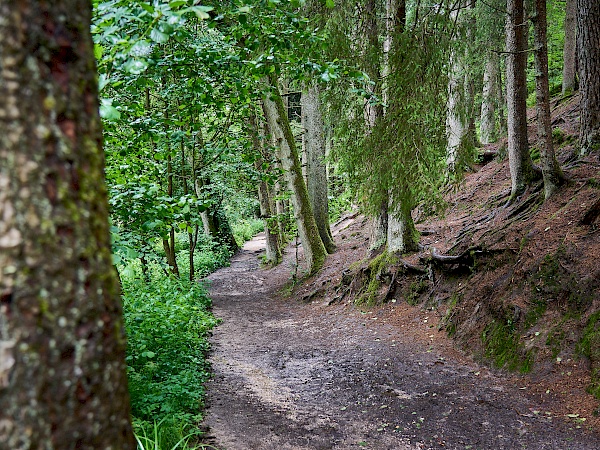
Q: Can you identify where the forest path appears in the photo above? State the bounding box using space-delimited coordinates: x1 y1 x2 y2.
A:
202 223 600 450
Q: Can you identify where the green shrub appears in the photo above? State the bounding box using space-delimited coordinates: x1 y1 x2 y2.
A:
232 217 264 247
122 277 220 433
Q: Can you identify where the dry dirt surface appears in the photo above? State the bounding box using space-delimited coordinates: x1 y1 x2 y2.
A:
202 217 600 450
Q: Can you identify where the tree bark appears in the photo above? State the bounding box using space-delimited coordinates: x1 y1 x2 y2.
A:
248 109 281 265
262 75 327 274
0 1 136 447
562 0 577 96
506 0 536 200
364 0 389 250
387 200 419 254
577 0 600 154
301 84 336 253
481 52 500 144
533 0 565 199
163 150 180 277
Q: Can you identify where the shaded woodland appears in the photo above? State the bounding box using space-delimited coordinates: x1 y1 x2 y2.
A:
0 0 599 448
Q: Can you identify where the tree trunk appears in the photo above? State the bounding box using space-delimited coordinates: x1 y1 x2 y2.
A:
248 110 281 265
194 131 239 253
446 46 467 168
446 1 478 169
301 84 336 254
387 199 419 254
0 1 136 447
364 0 389 250
481 52 500 144
262 75 327 274
577 0 600 154
562 0 577 96
506 0 536 200
164 151 180 277
533 0 565 199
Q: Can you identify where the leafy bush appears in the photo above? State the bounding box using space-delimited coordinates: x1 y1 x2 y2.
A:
121 276 220 435
232 217 264 247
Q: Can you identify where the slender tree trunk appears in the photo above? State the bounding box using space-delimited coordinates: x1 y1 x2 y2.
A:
577 0 600 154
481 52 499 144
562 0 577 96
386 0 419 254
0 1 136 447
506 0 536 200
533 0 566 199
446 46 466 168
163 150 180 277
262 75 327 274
446 1 478 169
248 109 281 265
301 84 336 253
364 0 389 250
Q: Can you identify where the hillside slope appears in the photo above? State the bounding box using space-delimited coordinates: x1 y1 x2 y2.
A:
295 93 600 428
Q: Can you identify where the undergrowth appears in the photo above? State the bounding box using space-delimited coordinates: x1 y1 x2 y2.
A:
577 312 600 399
482 319 534 373
122 275 220 447
355 252 397 306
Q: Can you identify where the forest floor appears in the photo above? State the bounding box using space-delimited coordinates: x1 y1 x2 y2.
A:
202 218 600 449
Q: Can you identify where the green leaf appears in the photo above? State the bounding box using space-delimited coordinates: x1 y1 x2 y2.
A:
169 0 187 8
142 351 156 359
123 58 148 74
139 2 155 14
325 0 334 7
100 99 121 120
185 5 213 20
150 28 169 44
94 43 104 60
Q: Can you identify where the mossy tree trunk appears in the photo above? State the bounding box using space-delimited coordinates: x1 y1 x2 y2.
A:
301 84 336 254
262 75 327 274
0 1 136 448
248 109 281 265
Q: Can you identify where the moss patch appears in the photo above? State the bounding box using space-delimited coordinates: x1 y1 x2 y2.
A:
577 312 600 398
482 319 534 373
354 251 398 306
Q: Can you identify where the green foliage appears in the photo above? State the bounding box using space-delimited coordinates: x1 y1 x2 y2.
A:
134 417 204 450
328 189 354 223
355 252 397 306
232 217 264 247
576 312 600 399
328 8 453 220
482 319 534 373
404 278 429 306
530 248 595 312
122 276 220 431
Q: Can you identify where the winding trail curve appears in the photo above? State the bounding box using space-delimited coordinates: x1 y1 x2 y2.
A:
203 226 600 450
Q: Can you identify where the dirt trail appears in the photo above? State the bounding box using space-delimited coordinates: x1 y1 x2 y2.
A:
203 221 600 450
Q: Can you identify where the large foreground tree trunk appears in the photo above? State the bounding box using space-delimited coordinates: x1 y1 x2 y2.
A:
506 0 536 200
262 75 327 274
301 84 336 254
533 0 565 199
577 0 600 155
0 1 136 448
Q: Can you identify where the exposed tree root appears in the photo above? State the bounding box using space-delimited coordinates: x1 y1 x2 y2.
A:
581 198 600 225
